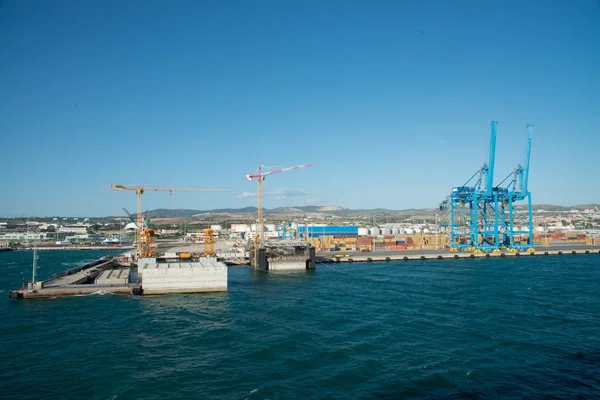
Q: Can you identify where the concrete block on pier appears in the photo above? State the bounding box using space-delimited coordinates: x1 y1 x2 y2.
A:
139 257 227 294
95 267 130 286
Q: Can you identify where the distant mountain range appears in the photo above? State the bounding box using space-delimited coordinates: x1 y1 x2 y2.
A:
141 205 352 219
131 204 599 219
2 203 597 220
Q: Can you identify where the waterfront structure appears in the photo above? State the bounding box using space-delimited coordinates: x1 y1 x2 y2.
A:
441 122 534 252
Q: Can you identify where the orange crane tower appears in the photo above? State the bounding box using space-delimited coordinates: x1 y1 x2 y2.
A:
110 184 233 258
246 164 312 268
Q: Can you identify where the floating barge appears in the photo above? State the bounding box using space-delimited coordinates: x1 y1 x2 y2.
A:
253 241 316 270
9 254 228 299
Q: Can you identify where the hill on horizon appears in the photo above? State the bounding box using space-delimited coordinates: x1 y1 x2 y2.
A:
113 203 600 219
4 204 597 220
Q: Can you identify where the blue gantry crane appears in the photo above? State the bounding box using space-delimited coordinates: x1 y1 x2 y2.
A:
442 121 501 252
441 122 534 253
277 221 293 240
495 124 534 251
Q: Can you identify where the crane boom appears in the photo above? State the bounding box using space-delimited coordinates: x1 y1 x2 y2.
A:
144 186 233 193
112 184 232 193
247 164 312 181
246 163 312 268
520 124 532 195
485 121 498 197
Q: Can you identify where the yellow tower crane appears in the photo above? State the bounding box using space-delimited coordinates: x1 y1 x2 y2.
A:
203 228 216 257
246 164 312 268
110 184 232 258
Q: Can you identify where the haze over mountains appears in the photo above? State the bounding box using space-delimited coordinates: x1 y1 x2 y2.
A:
135 204 600 219
3 205 597 220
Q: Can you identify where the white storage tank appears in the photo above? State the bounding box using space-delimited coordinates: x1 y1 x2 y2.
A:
392 227 400 235
405 228 414 234
265 224 276 232
381 227 392 235
358 228 370 236
369 227 380 236
235 224 250 233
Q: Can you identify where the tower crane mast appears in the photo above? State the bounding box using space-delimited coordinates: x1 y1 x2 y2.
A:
246 163 312 268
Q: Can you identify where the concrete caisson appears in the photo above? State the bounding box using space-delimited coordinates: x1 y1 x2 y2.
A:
138 257 227 294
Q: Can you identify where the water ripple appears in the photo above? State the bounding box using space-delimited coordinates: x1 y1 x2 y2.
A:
1 251 599 399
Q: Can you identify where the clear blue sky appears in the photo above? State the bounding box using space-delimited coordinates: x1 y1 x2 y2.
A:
1 0 599 217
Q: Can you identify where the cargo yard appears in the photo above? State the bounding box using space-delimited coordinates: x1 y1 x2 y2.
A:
4 203 600 300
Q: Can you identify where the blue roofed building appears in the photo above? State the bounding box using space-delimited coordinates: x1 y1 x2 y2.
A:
298 225 358 239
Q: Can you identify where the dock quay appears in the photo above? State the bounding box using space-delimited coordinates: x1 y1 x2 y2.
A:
9 255 137 299
318 246 600 263
8 241 599 299
17 245 130 251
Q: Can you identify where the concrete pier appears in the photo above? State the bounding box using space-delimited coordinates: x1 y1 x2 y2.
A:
9 254 228 299
8 256 136 299
318 247 600 263
95 267 130 286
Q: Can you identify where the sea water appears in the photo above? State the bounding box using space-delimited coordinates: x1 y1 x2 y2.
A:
1 250 599 399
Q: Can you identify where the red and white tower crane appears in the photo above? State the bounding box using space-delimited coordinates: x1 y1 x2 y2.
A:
246 164 312 268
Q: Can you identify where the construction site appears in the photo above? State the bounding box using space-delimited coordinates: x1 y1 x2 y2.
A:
9 164 317 299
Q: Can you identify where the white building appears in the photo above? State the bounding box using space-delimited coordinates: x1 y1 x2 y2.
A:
58 225 88 234
0 232 49 241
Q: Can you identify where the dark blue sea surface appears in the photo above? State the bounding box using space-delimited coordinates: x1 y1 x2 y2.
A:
1 250 599 399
